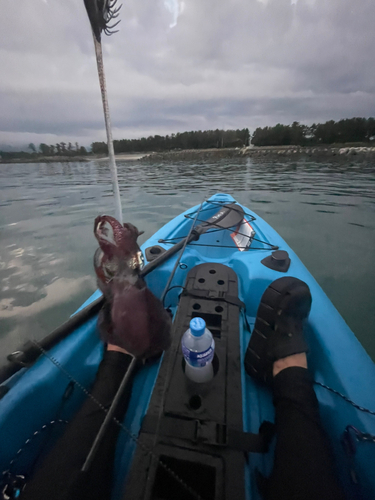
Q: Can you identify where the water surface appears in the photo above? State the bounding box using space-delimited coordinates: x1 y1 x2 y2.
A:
1 157 374 364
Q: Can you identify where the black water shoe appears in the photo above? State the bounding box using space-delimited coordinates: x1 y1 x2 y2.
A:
244 277 312 386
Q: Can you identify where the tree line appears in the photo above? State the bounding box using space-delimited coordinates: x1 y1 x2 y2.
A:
0 142 87 161
252 118 375 147
2 118 374 161
92 129 251 154
38 142 88 156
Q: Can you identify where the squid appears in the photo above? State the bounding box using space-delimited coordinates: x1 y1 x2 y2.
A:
94 215 171 359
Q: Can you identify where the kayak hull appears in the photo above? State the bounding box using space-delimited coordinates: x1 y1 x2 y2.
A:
1 193 374 499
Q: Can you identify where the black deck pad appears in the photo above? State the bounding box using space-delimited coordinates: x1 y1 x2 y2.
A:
123 263 273 500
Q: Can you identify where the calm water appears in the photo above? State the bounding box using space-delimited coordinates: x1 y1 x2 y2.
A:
1 157 374 365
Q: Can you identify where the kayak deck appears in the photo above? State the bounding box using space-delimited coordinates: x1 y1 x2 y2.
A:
1 193 374 499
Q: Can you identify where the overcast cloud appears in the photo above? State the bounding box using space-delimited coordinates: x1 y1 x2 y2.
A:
1 0 374 147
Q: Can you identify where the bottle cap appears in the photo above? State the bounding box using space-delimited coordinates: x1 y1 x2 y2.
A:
190 317 206 337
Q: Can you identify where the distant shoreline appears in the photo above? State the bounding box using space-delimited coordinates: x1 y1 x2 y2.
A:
0 152 147 164
1 145 374 164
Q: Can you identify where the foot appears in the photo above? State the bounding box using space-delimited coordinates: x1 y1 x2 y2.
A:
244 277 312 386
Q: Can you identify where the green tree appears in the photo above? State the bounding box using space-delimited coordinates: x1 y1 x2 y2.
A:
92 142 107 154
39 143 51 155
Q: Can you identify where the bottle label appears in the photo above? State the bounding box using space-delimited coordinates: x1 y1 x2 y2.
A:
182 340 215 368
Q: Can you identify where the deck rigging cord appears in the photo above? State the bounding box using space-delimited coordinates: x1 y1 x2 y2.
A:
160 199 205 304
159 201 279 251
314 381 375 416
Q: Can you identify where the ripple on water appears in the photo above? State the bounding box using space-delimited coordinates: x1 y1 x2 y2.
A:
0 157 374 361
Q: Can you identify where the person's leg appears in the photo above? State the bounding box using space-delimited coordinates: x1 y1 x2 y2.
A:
265 354 346 500
21 347 135 500
245 278 346 500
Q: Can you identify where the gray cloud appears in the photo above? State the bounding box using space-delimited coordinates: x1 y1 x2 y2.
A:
1 0 374 146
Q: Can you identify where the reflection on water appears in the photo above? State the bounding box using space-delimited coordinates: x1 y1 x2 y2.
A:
0 157 374 363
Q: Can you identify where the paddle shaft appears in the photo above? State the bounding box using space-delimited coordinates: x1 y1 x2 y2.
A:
0 204 243 384
0 234 193 385
0 224 199 383
141 230 200 277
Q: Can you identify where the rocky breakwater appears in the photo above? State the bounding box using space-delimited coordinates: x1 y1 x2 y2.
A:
239 146 375 158
141 145 375 163
142 148 240 162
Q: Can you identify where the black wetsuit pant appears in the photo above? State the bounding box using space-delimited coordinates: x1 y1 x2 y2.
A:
266 367 345 500
21 351 134 500
21 356 345 500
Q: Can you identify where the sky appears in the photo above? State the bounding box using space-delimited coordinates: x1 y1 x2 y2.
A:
1 0 374 148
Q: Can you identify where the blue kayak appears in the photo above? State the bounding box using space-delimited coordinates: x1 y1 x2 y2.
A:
1 193 374 499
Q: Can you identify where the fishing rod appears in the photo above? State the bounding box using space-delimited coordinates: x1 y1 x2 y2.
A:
83 0 123 223
0 0 244 385
0 0 124 388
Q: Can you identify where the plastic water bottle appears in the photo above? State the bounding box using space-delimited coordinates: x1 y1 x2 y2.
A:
181 318 215 383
